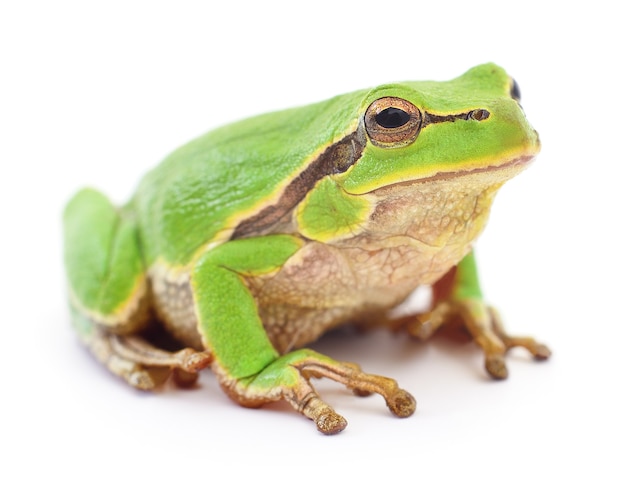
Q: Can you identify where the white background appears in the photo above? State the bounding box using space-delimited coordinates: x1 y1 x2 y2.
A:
2 1 624 492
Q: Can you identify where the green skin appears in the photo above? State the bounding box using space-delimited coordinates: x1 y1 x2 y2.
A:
64 63 550 434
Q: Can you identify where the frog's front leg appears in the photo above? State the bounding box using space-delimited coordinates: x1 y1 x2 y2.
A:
192 235 416 434
407 251 551 379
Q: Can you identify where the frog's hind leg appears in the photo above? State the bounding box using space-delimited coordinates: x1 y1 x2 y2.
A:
64 188 211 389
81 329 212 390
83 329 162 390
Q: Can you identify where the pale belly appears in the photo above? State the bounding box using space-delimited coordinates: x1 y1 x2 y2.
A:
246 234 472 353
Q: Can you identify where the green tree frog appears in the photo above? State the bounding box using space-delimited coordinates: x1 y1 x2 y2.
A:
64 63 550 434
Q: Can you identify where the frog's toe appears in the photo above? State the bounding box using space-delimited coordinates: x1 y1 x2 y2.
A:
386 389 417 418
127 366 173 389
302 396 348 435
532 344 552 361
485 354 508 380
316 411 348 435
172 368 201 388
499 336 552 362
488 307 552 362
127 369 158 390
180 350 213 372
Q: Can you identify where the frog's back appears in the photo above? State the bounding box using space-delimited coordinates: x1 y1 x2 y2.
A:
133 90 368 266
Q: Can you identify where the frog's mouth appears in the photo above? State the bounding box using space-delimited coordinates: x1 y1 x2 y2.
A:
340 117 541 195
370 153 538 193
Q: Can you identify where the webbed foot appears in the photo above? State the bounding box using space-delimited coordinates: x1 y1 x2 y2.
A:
223 349 416 434
407 299 551 379
85 330 213 389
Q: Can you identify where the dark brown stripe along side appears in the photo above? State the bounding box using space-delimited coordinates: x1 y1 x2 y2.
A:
231 125 367 239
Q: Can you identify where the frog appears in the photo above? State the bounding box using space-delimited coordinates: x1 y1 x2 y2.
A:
63 63 551 434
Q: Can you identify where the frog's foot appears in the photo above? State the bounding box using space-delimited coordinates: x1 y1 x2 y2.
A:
223 349 416 435
85 330 213 389
406 300 551 379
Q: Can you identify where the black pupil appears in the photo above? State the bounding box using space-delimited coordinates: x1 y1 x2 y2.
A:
375 107 410 128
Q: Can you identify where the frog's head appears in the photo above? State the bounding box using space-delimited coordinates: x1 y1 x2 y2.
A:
233 63 539 245
337 63 540 194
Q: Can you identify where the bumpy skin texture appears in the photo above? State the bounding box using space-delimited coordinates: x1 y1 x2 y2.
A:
64 64 550 434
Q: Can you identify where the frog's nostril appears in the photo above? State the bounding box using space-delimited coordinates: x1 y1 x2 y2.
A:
510 78 521 101
468 109 490 121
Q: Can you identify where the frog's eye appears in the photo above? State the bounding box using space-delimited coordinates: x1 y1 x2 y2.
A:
364 97 422 148
510 78 521 102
